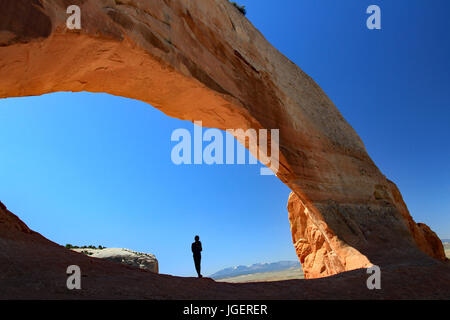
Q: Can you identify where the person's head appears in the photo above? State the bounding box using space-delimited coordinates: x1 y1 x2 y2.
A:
195 235 200 241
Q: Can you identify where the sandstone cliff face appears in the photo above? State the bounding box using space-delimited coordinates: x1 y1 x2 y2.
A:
287 191 446 279
0 0 445 279
288 193 371 279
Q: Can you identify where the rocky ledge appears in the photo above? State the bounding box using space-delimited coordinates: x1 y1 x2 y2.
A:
73 248 159 273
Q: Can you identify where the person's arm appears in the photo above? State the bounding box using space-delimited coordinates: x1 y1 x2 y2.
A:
199 242 202 252
191 243 194 253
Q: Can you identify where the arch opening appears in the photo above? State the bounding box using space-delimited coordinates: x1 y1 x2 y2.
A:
0 91 302 278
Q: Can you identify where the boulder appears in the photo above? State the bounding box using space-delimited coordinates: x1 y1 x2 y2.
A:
73 248 158 273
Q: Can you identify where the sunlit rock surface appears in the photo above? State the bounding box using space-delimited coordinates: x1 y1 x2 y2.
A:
73 248 159 273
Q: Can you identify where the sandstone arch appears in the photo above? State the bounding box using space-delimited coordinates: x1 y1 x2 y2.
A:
0 0 445 279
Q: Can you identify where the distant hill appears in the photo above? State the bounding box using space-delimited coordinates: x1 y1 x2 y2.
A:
441 239 450 243
215 267 304 283
209 261 301 280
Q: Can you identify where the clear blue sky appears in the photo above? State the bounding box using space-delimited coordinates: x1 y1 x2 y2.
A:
0 0 449 276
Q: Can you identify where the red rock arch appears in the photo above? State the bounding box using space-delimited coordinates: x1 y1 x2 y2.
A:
0 0 445 279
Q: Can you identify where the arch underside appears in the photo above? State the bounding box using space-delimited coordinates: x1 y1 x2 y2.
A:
0 0 445 279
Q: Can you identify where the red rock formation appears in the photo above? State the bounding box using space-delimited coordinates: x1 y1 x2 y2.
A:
0 202 33 235
287 193 371 279
287 190 446 279
0 0 445 280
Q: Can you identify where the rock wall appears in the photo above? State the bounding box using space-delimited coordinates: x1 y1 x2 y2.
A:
0 0 445 279
287 190 446 279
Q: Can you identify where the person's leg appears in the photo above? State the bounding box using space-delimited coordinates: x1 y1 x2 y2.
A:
194 255 202 277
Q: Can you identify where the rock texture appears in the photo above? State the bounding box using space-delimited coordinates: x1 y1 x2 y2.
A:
287 191 446 279
0 0 446 280
73 248 159 273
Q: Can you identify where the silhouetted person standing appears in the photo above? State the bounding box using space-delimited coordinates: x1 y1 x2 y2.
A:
191 235 202 278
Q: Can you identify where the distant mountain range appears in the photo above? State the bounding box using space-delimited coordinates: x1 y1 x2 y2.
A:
210 239 450 280
209 261 301 280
